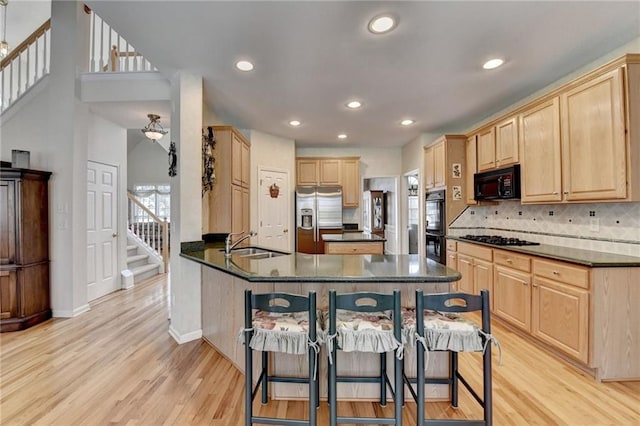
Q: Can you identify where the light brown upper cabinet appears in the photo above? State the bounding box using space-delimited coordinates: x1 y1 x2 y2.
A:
560 68 626 201
319 159 341 185
495 116 519 167
520 97 562 203
468 54 640 204
476 127 496 171
424 140 446 190
424 135 467 232
296 159 319 186
341 158 360 208
465 136 477 205
295 157 360 207
204 126 251 236
231 130 250 189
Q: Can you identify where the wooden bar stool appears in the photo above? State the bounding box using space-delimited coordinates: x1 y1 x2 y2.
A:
243 290 319 426
403 289 498 426
326 290 403 426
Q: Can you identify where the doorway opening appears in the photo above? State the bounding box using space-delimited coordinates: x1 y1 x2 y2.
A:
405 172 419 255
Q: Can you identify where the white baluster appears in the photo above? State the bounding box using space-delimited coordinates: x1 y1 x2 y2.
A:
99 18 104 71
90 12 96 72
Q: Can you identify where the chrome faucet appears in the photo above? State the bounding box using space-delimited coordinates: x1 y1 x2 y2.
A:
224 230 257 257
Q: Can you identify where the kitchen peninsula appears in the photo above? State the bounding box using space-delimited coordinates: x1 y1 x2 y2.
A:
181 242 461 400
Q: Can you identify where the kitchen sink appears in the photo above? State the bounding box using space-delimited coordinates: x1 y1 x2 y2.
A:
221 247 287 259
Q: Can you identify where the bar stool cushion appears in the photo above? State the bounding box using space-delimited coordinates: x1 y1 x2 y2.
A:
245 311 314 355
326 309 400 353
402 308 484 352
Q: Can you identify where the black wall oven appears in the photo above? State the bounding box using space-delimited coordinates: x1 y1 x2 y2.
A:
425 190 446 264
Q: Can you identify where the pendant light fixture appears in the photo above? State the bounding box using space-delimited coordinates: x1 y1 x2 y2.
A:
141 114 168 141
0 0 9 58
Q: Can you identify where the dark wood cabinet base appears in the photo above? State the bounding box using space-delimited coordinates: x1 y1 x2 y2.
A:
1 309 52 332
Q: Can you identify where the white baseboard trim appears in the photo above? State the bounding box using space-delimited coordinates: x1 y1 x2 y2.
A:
52 303 91 318
168 326 202 344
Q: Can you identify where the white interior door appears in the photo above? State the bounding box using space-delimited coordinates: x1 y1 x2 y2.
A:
87 161 119 301
258 168 290 252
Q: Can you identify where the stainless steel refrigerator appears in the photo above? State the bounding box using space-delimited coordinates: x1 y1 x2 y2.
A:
295 186 343 254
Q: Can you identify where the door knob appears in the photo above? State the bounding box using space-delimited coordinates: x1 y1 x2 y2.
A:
112 232 118 237
283 229 288 233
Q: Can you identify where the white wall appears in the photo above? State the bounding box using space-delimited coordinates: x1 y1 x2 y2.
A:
249 130 297 251
127 139 172 190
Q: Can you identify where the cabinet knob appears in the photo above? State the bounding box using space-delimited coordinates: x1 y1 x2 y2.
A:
112 232 118 238
563 191 569 195
552 270 559 275
522 281 528 286
552 192 558 195
506 258 512 263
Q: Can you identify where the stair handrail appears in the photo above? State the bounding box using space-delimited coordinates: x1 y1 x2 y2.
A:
0 19 50 70
127 192 169 272
0 18 51 113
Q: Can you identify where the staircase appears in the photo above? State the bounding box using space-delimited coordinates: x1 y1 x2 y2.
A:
127 237 163 283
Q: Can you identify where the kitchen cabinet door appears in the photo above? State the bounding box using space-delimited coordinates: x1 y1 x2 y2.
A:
241 141 250 188
433 141 446 188
424 146 435 189
474 258 493 299
493 265 531 332
456 253 474 294
232 133 243 187
465 136 477 205
560 68 626 201
341 158 360 207
496 116 519 167
231 185 243 237
520 97 562 203
296 159 319 185
476 127 496 171
319 159 341 185
532 276 589 364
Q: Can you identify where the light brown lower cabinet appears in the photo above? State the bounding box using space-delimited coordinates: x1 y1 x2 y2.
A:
457 241 639 380
531 259 590 364
493 265 531 332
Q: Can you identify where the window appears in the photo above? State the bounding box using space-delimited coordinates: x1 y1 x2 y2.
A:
132 184 170 222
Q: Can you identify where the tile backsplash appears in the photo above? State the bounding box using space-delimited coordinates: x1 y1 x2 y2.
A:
449 201 640 256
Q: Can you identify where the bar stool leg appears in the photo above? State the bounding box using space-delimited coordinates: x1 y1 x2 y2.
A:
380 352 387 406
309 343 317 425
261 351 269 404
329 345 337 426
451 351 459 408
394 354 403 425
245 330 253 426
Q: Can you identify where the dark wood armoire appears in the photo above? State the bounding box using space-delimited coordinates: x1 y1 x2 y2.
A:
0 162 52 332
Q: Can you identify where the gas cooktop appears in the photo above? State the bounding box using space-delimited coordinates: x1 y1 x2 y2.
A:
460 235 540 246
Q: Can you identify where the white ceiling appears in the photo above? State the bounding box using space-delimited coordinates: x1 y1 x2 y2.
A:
11 1 640 148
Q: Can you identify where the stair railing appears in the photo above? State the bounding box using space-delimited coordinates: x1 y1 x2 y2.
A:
0 19 50 113
127 192 169 272
88 9 156 73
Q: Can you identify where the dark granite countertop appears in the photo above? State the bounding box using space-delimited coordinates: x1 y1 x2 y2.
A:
322 233 386 242
180 242 460 283
447 236 640 267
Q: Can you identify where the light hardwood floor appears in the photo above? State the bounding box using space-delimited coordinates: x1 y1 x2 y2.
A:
1 273 638 425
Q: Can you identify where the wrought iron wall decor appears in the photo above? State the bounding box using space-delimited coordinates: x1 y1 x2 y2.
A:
168 142 177 177
202 126 216 196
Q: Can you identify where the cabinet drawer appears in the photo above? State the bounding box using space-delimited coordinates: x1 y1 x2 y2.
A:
494 249 531 272
457 242 492 262
533 259 589 289
324 241 383 255
446 240 457 251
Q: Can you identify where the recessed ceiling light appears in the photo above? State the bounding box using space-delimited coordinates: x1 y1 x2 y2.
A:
235 60 254 71
400 119 415 126
337 133 348 140
368 14 397 34
346 100 362 109
483 58 504 70
289 120 301 127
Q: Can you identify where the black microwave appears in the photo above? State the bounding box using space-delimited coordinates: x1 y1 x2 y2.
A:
474 165 521 200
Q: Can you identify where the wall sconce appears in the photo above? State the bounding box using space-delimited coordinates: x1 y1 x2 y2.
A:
202 126 216 196
168 142 177 177
141 113 168 141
